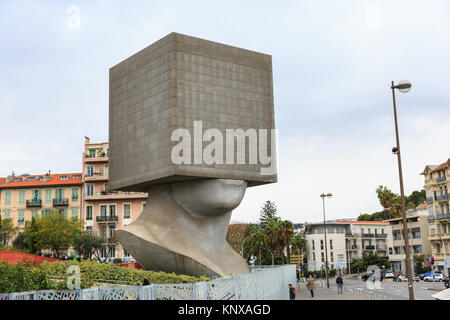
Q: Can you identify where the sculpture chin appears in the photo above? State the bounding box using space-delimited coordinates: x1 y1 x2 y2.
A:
116 178 250 277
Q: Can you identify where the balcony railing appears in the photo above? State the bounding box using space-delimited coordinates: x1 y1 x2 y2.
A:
376 245 386 250
96 215 118 223
437 176 447 183
365 245 375 250
375 234 387 238
436 213 449 220
428 215 435 221
426 197 434 204
53 198 69 206
361 233 375 238
26 199 42 207
437 194 449 201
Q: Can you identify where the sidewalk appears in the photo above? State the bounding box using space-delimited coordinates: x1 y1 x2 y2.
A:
296 285 369 300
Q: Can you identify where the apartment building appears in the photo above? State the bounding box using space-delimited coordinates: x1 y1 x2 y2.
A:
421 159 450 275
0 172 82 245
82 137 148 262
305 221 392 272
386 204 431 273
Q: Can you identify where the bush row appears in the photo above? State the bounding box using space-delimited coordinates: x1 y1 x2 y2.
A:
0 259 210 293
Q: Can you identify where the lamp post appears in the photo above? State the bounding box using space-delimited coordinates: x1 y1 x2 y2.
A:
390 80 414 300
320 192 332 289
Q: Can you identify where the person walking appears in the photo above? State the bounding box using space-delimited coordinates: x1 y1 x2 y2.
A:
336 274 344 294
306 275 315 298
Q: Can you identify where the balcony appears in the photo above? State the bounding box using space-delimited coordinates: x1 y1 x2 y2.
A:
428 215 435 221
375 234 387 239
84 172 108 182
364 245 375 250
84 153 109 163
361 233 375 238
376 245 386 250
350 245 359 250
96 215 118 223
436 213 450 220
26 199 42 207
53 198 69 206
85 192 147 201
436 176 447 183
426 197 434 204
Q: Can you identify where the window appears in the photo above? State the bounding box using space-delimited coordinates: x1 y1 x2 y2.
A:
86 226 93 235
19 191 25 204
32 190 41 201
45 190 52 203
142 202 146 211
110 226 116 238
104 165 109 177
71 208 78 218
41 209 50 216
312 252 316 261
4 211 10 219
55 189 64 200
100 205 107 217
330 252 334 262
4 191 11 205
321 252 325 262
320 240 324 250
123 249 130 258
110 247 116 258
72 188 78 201
18 211 25 225
312 240 315 250
330 239 333 250
100 247 107 258
86 206 93 220
123 204 131 219
109 205 116 217
86 185 94 196
86 166 94 177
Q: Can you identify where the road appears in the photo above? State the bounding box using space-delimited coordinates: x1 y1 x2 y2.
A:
308 277 446 300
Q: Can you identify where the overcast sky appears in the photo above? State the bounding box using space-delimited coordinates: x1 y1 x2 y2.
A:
1 1 449 224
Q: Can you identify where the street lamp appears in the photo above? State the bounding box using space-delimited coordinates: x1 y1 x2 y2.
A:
390 80 414 300
320 192 332 289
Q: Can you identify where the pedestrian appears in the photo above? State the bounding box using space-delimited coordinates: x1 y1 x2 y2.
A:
336 274 343 294
306 275 315 298
288 284 296 300
143 278 150 286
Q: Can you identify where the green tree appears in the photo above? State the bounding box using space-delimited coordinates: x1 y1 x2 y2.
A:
73 232 104 259
376 185 401 219
263 217 281 265
31 211 83 258
259 201 277 228
277 220 294 264
246 225 265 266
0 218 18 247
291 234 306 255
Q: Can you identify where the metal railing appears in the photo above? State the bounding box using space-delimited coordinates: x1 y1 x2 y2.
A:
361 233 375 238
96 215 119 222
26 199 42 207
0 265 296 300
437 176 447 183
375 234 387 238
53 198 69 206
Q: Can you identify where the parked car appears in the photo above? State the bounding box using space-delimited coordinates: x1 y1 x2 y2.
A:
384 270 394 278
419 273 430 280
424 273 445 282
413 274 420 282
396 274 407 282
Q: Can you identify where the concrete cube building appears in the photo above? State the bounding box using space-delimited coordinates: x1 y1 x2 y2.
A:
109 32 276 192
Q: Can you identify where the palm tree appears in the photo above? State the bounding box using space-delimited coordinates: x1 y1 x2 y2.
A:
277 220 294 264
263 217 281 266
291 234 306 255
246 225 265 266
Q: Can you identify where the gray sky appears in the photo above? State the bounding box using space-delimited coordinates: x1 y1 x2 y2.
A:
1 0 449 223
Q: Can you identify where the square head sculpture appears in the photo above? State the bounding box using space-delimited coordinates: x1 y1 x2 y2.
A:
109 32 276 192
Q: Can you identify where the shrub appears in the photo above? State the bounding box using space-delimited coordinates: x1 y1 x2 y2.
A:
0 259 211 293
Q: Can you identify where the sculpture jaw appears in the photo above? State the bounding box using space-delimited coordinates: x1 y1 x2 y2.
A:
116 179 250 277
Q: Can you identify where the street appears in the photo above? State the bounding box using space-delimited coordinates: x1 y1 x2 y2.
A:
296 278 446 300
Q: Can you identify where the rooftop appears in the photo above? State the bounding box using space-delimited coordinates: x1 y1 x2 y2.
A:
0 173 82 189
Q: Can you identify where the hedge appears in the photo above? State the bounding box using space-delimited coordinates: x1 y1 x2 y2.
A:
0 259 210 293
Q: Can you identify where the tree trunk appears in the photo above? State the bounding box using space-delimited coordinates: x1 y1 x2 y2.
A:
259 247 262 267
271 250 274 266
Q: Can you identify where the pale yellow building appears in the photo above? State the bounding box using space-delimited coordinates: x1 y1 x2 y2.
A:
0 172 82 246
421 159 450 276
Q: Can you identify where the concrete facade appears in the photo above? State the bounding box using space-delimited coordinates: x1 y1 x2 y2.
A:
421 160 450 276
109 32 276 192
305 221 392 272
386 206 431 274
81 138 148 261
